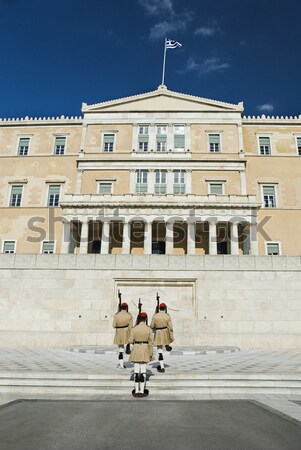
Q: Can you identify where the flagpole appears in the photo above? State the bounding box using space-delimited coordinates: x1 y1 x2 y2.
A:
161 38 167 85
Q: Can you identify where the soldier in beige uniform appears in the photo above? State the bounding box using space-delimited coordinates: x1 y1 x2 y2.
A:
150 303 174 373
112 302 133 369
129 312 153 398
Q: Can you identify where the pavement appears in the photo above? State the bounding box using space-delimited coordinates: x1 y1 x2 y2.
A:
1 400 301 450
0 346 301 430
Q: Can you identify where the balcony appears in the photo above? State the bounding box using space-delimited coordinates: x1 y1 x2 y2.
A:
61 193 260 209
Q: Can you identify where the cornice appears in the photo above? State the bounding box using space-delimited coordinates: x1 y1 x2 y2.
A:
0 116 83 126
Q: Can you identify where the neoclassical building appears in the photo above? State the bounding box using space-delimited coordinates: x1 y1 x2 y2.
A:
1 85 301 257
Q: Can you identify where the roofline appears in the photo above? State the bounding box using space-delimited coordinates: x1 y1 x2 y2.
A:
82 84 244 113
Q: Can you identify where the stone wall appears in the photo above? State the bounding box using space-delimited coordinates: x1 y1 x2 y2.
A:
0 254 300 349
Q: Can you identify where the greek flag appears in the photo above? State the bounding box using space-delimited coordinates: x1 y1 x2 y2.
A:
165 39 182 49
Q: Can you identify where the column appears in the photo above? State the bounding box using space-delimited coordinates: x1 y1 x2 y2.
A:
148 169 155 194
237 122 244 153
240 169 247 195
132 124 138 152
186 169 192 194
149 124 156 151
165 220 174 255
249 222 258 255
80 124 87 149
144 220 152 255
185 123 191 150
76 169 83 194
122 221 131 254
230 221 240 255
167 169 173 194
167 124 173 151
101 221 110 254
61 220 71 254
187 221 196 255
79 219 89 254
130 169 136 194
208 220 217 255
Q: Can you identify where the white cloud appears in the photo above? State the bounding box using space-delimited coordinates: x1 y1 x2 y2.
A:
184 56 230 75
194 26 216 37
138 0 174 15
149 11 192 40
258 103 275 112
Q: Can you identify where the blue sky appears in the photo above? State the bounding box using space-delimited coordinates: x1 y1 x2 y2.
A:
0 0 300 117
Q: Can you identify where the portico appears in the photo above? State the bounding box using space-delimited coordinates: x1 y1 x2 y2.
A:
60 193 260 256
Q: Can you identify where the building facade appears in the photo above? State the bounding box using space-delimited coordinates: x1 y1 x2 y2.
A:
1 84 301 257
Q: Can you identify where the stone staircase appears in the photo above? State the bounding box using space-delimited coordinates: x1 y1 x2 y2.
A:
0 371 301 396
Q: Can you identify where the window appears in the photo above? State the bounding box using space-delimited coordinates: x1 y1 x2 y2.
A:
138 125 149 152
18 137 30 156
3 241 15 253
156 125 167 152
173 170 186 194
139 125 149 135
54 136 66 155
174 125 185 151
103 134 115 152
209 134 220 152
266 242 280 255
10 185 23 207
48 185 60 207
42 241 55 254
136 170 148 193
209 183 223 195
296 137 301 156
155 170 167 194
262 185 276 208
99 182 112 194
259 137 271 155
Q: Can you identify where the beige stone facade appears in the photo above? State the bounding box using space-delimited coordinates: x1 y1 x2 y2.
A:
0 85 301 256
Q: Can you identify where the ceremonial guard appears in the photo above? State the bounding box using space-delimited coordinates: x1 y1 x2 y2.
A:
150 302 174 373
112 302 133 368
129 312 153 398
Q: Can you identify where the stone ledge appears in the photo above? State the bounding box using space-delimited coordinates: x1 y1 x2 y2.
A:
0 254 300 271
67 345 240 355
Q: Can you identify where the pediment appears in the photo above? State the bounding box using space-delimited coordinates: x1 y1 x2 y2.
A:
82 85 243 114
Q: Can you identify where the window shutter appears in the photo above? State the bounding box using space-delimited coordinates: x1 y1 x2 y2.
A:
19 137 29 147
297 137 301 146
11 186 23 195
263 186 275 195
259 137 270 146
49 185 60 196
210 183 223 194
209 134 220 144
99 183 112 194
55 137 66 146
43 241 54 252
4 241 15 252
138 135 149 143
174 135 185 148
267 243 279 254
156 135 167 143
103 134 114 144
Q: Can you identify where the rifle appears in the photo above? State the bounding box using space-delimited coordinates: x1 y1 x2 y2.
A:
117 289 122 312
135 298 143 325
155 292 160 313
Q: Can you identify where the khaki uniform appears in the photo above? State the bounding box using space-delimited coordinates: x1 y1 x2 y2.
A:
113 310 133 345
129 322 153 363
150 311 174 346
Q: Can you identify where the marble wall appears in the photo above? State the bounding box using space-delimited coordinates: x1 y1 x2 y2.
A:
0 254 300 349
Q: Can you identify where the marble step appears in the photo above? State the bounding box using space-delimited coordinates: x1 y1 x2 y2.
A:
0 372 300 395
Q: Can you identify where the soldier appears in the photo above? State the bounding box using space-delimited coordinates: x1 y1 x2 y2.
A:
112 302 133 369
150 302 174 373
129 312 153 398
